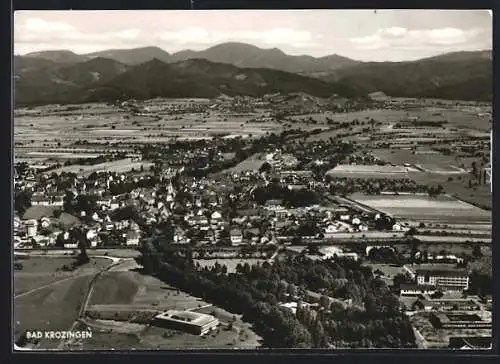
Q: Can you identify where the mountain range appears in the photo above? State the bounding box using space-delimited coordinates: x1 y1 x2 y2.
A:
15 43 492 105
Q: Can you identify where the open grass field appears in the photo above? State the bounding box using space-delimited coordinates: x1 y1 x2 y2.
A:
49 158 154 176
14 274 94 347
327 164 410 179
77 262 262 350
22 206 80 227
13 256 113 347
290 108 490 131
88 270 209 312
222 153 264 174
409 172 492 210
364 263 406 285
194 259 267 273
67 320 260 350
372 149 465 173
349 193 491 224
14 257 111 295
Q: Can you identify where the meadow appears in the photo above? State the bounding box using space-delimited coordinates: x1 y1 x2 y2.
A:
349 193 491 224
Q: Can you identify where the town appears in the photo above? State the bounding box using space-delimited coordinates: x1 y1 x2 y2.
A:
14 93 492 350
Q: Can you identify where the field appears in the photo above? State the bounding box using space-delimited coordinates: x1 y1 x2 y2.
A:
290 108 490 131
13 256 113 348
66 318 261 350
194 259 267 273
21 206 80 227
364 263 406 285
222 153 265 174
326 164 409 179
49 158 154 176
79 261 261 349
373 149 465 173
409 172 492 210
349 193 491 224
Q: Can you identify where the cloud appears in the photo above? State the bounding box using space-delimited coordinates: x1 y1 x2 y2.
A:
24 17 75 32
160 27 315 47
350 27 490 50
14 17 148 54
15 17 318 54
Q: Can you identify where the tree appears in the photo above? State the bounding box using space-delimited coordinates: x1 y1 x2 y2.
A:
63 191 76 213
405 227 418 237
472 245 483 258
258 162 272 174
471 161 478 177
14 191 32 216
393 273 414 289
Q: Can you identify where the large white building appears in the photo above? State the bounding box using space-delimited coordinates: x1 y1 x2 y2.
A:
153 310 219 335
416 269 469 291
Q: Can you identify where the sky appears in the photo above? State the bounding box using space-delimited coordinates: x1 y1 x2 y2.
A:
14 10 492 62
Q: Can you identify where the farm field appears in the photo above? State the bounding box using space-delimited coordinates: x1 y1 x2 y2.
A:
372 149 465 173
409 172 492 210
14 274 94 349
326 164 410 179
221 153 264 174
349 193 491 224
49 158 154 176
415 236 491 244
290 108 490 131
13 256 113 348
14 256 112 295
79 262 261 350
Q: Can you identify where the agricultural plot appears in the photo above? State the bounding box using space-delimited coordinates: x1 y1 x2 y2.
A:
222 153 264 174
326 164 409 179
349 193 491 224
372 149 465 173
80 264 262 350
88 270 209 313
408 172 492 210
13 257 113 347
49 158 154 176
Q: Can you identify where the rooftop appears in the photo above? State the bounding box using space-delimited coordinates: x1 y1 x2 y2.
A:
416 269 468 277
155 310 217 327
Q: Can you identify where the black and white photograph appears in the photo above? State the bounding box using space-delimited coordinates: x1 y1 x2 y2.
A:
12 9 492 351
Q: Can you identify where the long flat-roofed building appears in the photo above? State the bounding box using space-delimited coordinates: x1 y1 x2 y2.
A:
416 269 469 291
153 310 219 335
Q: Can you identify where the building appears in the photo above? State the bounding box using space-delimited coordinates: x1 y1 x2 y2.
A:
25 219 38 237
230 229 243 246
152 310 219 335
400 284 436 297
125 230 140 246
416 269 469 291
430 312 491 329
